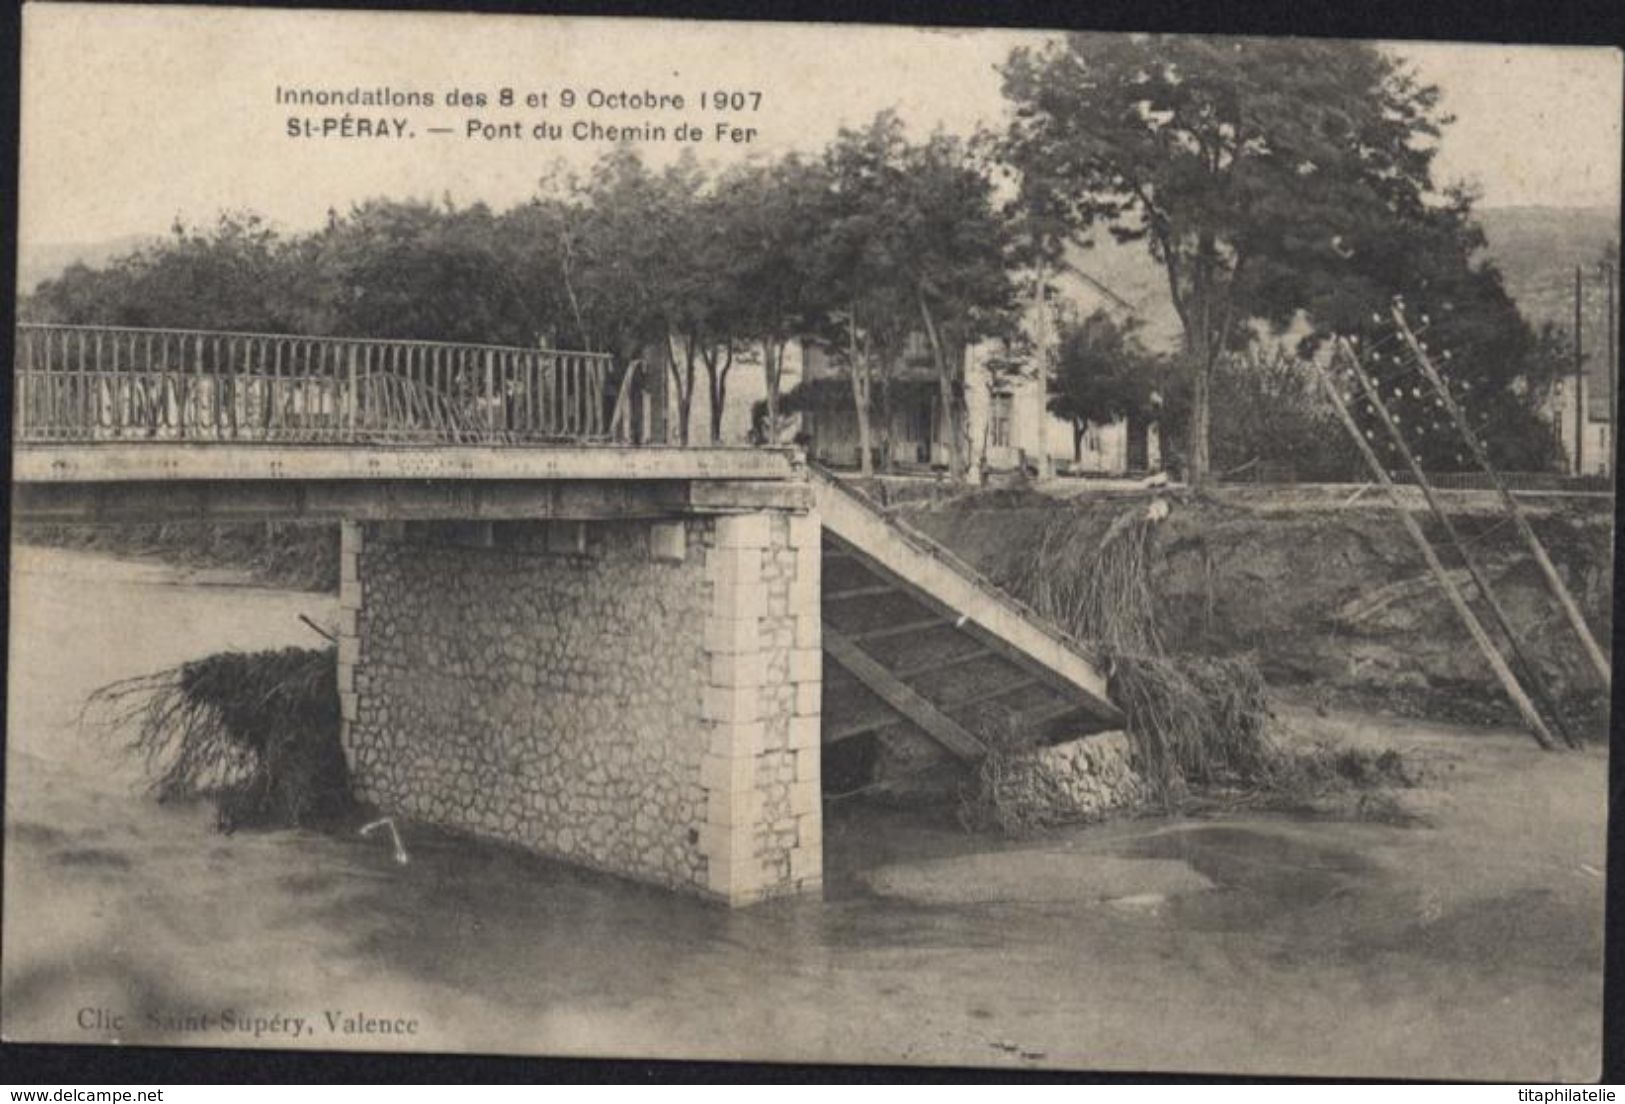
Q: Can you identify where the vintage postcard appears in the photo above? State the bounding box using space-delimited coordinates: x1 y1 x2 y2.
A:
5 2 1619 1080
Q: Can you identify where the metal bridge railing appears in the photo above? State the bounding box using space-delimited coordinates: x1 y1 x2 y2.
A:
14 322 628 446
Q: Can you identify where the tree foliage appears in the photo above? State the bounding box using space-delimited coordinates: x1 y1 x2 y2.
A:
1203 344 1361 481
1305 196 1566 473
27 212 307 333
1047 308 1163 460
24 149 803 447
1001 34 1462 485
299 199 536 345
710 155 828 442
806 112 1022 476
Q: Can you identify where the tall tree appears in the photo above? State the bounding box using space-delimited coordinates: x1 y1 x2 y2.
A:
1001 34 1453 487
1047 308 1162 462
300 199 532 344
647 156 742 445
534 147 710 441
815 113 1021 478
498 183 606 352
27 212 306 332
714 154 829 444
1000 158 1077 481
808 117 906 476
672 176 757 443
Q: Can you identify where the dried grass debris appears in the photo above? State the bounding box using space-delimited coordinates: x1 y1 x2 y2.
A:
85 646 353 831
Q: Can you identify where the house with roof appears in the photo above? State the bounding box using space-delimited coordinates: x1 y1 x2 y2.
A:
786 265 1165 478
1548 364 1614 478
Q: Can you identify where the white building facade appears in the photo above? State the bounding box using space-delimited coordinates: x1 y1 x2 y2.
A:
1549 372 1615 478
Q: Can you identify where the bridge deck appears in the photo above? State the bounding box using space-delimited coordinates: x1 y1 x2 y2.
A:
13 442 799 484
12 444 806 524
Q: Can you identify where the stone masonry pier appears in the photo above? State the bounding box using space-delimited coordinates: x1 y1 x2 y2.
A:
335 505 824 906
13 440 830 905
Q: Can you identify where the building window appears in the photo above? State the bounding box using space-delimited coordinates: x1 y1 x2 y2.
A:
990 393 1013 448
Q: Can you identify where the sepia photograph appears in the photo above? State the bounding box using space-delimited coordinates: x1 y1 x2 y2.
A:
3 1 1620 1081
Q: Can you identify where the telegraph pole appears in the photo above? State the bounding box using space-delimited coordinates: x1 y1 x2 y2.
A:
1392 303 1612 685
1602 259 1617 471
1312 352 1558 749
1573 265 1585 474
1340 339 1575 747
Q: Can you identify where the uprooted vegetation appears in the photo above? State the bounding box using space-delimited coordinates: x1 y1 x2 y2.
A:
944 495 1449 833
1105 651 1424 819
85 646 354 832
1105 651 1276 796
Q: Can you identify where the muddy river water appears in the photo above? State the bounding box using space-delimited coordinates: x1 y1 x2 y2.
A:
2 545 1608 1078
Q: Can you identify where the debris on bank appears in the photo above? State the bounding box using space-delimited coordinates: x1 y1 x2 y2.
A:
85 646 354 832
1106 651 1275 799
949 493 1429 834
906 490 1612 732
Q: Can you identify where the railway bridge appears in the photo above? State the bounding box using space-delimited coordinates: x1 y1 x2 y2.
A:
12 321 1121 905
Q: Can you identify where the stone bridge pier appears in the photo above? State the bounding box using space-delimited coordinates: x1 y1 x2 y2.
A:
335 503 823 906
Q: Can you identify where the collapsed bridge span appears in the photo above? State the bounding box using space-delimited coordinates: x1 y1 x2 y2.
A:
12 322 1122 906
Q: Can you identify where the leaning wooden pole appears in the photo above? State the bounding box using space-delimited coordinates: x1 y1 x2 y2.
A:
1390 304 1612 685
1312 355 1558 750
1337 340 1578 748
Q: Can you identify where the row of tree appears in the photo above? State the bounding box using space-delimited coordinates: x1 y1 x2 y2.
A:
24 33 1567 478
25 113 1017 472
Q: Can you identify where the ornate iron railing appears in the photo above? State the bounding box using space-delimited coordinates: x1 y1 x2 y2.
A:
13 323 631 445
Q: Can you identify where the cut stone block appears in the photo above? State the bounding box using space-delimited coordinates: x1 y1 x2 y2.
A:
649 520 687 562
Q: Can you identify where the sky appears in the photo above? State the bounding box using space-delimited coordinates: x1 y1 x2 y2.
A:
16 4 1624 247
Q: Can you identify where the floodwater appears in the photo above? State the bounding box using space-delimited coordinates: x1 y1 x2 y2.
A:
2 545 1608 1078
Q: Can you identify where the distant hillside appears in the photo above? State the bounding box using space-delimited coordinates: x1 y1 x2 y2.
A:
1475 205 1619 331
1055 205 1621 351
14 234 158 297
1476 205 1620 420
